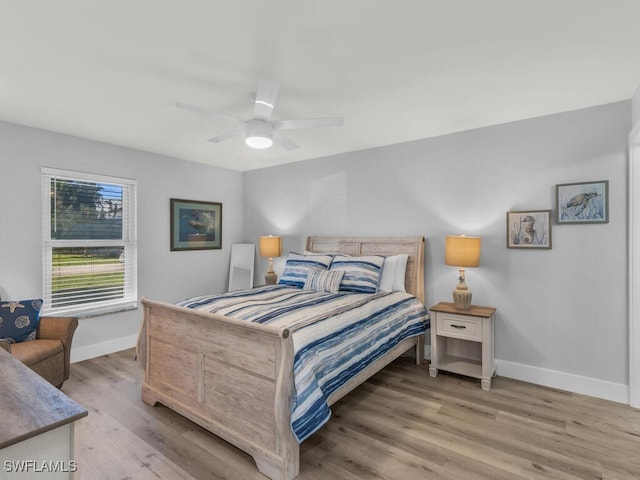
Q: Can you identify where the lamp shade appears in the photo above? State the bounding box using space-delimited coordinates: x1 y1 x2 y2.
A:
445 235 481 267
259 236 282 258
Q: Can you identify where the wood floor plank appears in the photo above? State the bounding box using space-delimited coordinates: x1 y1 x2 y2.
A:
61 349 640 480
78 408 198 480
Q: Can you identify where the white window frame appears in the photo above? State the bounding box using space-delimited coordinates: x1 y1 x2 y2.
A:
41 167 138 317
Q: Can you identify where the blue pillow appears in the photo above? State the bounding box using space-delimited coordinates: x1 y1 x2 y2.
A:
330 255 385 293
278 253 333 288
0 299 43 343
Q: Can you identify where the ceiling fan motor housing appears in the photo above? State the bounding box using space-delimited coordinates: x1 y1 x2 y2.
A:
245 118 274 148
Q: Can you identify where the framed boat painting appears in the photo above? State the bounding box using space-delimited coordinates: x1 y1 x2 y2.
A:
556 180 608 224
170 198 222 251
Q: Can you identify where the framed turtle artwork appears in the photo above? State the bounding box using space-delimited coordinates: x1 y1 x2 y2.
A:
556 180 609 224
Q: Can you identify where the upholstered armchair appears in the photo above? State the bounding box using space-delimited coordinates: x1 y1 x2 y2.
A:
1 316 78 388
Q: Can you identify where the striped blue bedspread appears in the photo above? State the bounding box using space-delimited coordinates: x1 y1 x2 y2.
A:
176 285 429 442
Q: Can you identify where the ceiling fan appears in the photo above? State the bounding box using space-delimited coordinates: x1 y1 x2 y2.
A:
175 79 343 150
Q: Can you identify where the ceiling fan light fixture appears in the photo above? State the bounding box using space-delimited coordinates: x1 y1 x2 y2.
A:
245 134 273 149
245 118 274 149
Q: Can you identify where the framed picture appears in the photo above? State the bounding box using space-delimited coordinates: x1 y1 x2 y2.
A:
507 210 552 249
170 198 222 251
556 180 608 224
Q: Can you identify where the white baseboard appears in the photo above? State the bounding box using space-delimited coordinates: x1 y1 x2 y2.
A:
496 358 629 405
70 334 138 363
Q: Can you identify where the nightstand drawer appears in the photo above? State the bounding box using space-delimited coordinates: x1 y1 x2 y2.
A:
437 313 482 341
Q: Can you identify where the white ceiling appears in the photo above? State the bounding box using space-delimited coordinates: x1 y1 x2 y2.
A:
1 1 639 172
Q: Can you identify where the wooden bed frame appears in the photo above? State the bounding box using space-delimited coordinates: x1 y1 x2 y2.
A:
140 236 425 480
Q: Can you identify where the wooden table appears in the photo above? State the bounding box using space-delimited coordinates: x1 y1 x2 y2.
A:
0 348 87 478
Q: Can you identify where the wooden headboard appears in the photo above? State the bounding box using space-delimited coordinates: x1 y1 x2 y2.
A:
305 236 425 303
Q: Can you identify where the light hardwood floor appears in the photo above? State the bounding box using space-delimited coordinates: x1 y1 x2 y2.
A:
63 349 640 480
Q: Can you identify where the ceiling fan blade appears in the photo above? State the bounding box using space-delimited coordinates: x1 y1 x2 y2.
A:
174 101 243 124
273 117 343 130
206 127 245 144
253 80 280 120
273 132 299 150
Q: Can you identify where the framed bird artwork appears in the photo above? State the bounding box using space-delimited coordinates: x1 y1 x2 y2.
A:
556 180 609 224
507 210 552 249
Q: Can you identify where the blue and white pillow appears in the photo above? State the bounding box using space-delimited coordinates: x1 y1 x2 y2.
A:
304 267 344 293
330 255 385 294
0 299 43 343
279 253 334 289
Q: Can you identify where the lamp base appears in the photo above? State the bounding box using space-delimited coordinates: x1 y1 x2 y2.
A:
265 271 277 285
452 288 472 310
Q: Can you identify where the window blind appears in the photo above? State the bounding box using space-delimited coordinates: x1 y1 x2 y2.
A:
41 167 137 316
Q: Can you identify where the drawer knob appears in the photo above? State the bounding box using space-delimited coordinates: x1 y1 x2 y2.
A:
451 324 466 329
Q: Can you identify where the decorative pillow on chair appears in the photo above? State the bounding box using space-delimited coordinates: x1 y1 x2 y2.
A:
330 255 385 294
278 253 334 288
0 299 43 343
304 267 345 293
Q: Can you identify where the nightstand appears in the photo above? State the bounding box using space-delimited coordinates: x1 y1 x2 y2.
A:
428 302 496 390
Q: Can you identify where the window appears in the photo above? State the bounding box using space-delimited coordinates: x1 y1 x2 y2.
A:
41 167 137 316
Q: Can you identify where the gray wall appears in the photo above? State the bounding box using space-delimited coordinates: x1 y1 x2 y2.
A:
244 101 630 398
0 101 631 400
634 85 640 125
0 121 243 360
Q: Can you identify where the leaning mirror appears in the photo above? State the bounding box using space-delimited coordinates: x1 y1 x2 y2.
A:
228 243 255 291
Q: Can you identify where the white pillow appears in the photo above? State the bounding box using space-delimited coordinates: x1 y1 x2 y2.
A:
379 254 408 292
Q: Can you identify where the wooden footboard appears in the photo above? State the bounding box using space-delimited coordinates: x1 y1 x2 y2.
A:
141 298 299 480
140 297 422 480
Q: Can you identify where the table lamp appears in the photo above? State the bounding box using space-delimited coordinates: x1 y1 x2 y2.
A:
259 235 282 285
445 234 481 310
